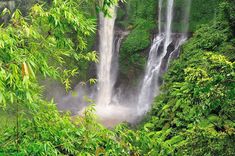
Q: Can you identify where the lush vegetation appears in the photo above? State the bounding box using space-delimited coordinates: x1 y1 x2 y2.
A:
0 0 119 155
113 1 235 155
0 0 234 155
117 0 221 83
140 1 235 154
117 0 158 80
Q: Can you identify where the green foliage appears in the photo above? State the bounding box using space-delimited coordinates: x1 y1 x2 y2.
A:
141 1 235 155
121 19 154 53
0 110 15 135
188 0 220 31
178 127 235 156
97 0 125 16
0 104 130 155
119 19 154 75
117 0 221 80
0 0 108 155
118 0 157 78
0 0 235 155
0 0 98 109
112 2 235 155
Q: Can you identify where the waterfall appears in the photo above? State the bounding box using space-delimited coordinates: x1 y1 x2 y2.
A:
163 0 174 58
57 0 191 125
96 7 116 107
58 8 120 115
137 0 191 115
94 7 139 126
167 0 192 65
137 0 174 114
137 36 164 114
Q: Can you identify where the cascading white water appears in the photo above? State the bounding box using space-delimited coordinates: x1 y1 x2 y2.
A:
167 0 192 70
96 7 116 107
57 1 191 126
137 0 175 114
163 0 174 58
137 35 164 114
95 7 137 126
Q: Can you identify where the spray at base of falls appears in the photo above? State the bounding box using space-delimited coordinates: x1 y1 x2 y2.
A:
94 7 137 125
58 0 192 126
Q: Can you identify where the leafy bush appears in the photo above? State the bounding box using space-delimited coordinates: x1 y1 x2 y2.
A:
0 104 129 155
118 0 157 79
141 1 235 155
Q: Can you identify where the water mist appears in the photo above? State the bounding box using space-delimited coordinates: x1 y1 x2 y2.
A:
57 1 192 126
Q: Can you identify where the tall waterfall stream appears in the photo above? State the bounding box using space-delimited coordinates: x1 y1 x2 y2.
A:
58 0 191 127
